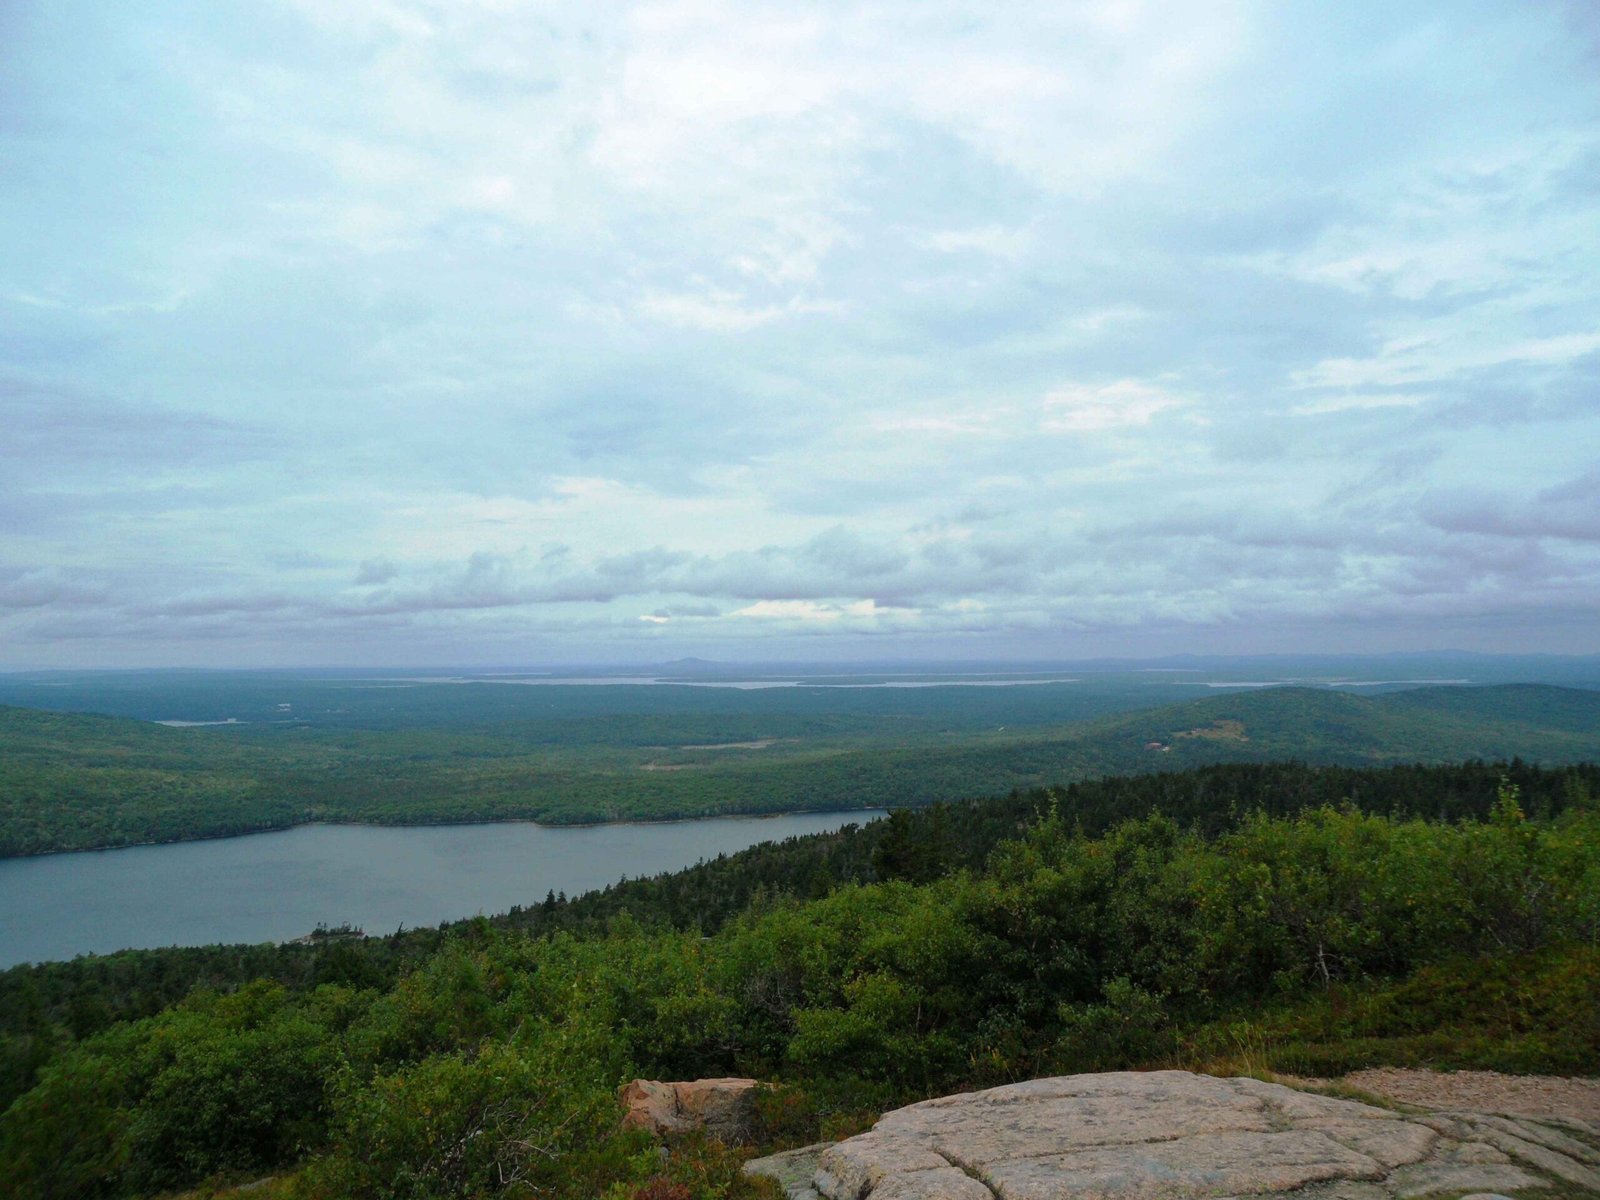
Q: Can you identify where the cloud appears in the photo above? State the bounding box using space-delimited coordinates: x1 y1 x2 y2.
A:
0 377 278 473
1041 380 1182 432
923 225 1032 259
2 1 1598 664
1296 331 1600 392
354 558 399 585
1420 471 1600 543
653 602 721 618
0 568 110 612
1291 392 1432 416
636 286 845 331
732 599 878 622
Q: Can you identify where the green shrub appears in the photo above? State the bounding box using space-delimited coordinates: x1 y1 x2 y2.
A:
300 1037 645 1200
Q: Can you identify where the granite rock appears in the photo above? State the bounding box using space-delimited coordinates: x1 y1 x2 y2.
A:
619 1076 765 1142
746 1072 1600 1200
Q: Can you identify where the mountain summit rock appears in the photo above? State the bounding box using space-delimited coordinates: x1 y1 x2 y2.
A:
747 1070 1600 1200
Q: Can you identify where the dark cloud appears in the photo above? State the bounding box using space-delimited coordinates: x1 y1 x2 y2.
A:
269 550 342 570
0 568 110 611
652 603 721 618
354 558 399 585
1420 476 1600 542
0 376 279 477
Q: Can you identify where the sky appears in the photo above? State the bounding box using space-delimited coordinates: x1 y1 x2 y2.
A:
2 1 1599 668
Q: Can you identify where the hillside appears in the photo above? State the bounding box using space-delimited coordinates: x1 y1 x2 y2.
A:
1 759 1595 1199
3 684 1600 856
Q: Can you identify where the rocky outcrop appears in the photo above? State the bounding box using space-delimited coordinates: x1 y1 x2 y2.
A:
620 1077 766 1142
745 1071 1600 1200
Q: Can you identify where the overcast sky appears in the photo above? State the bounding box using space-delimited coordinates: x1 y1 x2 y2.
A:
3 1 1598 668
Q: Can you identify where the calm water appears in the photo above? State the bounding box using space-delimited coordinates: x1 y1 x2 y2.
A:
0 810 883 968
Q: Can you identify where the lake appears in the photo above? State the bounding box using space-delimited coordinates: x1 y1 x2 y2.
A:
0 809 884 968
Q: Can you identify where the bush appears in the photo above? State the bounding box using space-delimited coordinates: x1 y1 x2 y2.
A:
1056 978 1175 1071
300 1037 644 1200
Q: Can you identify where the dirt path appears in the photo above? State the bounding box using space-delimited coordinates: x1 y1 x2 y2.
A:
1326 1068 1600 1125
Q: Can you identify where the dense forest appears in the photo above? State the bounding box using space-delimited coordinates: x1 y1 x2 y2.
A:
4 682 1600 856
1 759 1596 1199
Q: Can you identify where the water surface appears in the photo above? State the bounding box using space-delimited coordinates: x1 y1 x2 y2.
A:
0 810 883 967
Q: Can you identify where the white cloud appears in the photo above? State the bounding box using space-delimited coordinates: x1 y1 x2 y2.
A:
732 599 877 622
1296 330 1600 391
637 286 845 331
1291 393 1432 416
1041 381 1181 432
924 225 1032 259
1256 135 1600 303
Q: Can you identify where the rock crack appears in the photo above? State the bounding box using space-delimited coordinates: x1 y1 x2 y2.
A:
745 1072 1600 1200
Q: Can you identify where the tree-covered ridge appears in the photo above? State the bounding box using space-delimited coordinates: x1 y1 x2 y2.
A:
0 762 1595 1199
4 760 1594 1042
0 669 1188 730
4 683 1600 856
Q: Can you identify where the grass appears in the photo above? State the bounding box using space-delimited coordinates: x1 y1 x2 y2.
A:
1185 946 1600 1079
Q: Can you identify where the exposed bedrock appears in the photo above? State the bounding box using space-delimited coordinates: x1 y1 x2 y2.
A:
746 1071 1600 1200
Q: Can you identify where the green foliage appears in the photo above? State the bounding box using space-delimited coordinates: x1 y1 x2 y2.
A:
872 807 955 884
1057 978 1175 1071
0 1036 133 1199
121 989 344 1192
1192 945 1600 1077
601 1135 778 1200
9 761 1598 1103
0 983 361 1199
5 759 1600 1198
6 682 1600 857
299 1037 642 1200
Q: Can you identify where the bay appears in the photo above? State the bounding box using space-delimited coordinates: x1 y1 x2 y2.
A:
0 809 884 968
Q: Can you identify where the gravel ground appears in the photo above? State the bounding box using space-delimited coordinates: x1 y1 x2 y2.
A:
1326 1068 1600 1124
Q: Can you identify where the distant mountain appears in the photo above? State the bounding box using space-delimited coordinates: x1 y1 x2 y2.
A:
654 657 727 675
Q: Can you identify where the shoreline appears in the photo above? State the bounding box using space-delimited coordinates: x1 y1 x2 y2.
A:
0 804 893 863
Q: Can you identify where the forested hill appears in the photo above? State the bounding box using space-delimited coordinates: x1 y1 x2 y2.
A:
1086 682 1600 763
3 758 1595 1072
3 683 1600 857
1 758 1596 1199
